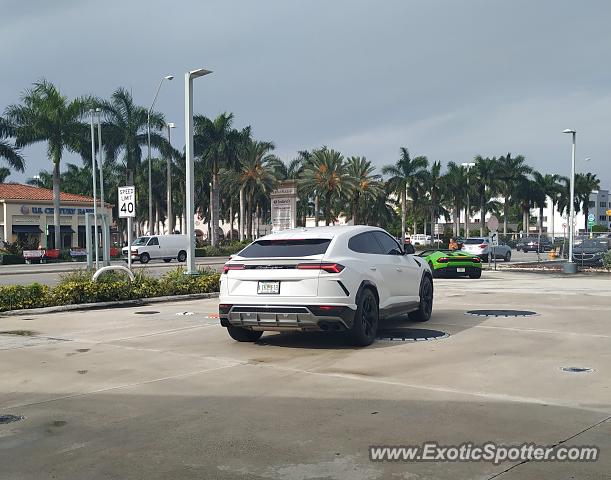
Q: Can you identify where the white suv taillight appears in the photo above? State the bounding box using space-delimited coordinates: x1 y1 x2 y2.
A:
223 263 244 274
297 263 344 273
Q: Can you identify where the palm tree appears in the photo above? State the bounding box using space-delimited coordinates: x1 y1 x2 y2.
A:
0 167 11 183
496 153 532 236
423 161 444 241
99 88 169 188
531 172 560 237
27 171 53 188
345 156 383 225
575 172 600 231
194 113 247 245
472 156 501 236
442 162 467 237
6 80 91 248
382 148 428 241
514 175 542 235
0 117 25 172
301 147 354 226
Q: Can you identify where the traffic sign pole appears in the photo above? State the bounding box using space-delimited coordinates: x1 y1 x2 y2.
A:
127 217 132 270
119 186 136 270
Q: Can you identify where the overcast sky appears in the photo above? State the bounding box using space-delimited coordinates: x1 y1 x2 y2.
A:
2 0 610 189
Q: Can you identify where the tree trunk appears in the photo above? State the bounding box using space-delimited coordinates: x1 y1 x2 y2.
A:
166 157 172 234
454 202 459 237
314 194 319 226
52 162 61 249
325 192 331 226
503 198 509 236
539 206 544 236
430 201 436 245
550 201 556 241
480 195 486 237
239 186 245 241
352 193 359 225
400 188 406 241
247 195 253 240
211 170 220 246
229 203 234 242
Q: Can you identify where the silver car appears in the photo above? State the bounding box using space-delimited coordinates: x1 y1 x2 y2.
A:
461 237 512 262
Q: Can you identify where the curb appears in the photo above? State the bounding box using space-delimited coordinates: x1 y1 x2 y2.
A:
0 292 220 317
493 266 611 275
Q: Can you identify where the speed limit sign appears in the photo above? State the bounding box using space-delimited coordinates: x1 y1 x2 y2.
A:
118 186 135 218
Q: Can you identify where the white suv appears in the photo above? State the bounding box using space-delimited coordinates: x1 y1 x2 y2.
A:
219 225 433 346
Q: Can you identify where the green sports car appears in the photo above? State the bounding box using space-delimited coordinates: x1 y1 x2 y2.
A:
418 249 482 278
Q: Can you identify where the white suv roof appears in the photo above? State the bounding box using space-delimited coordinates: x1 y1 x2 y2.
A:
259 225 381 241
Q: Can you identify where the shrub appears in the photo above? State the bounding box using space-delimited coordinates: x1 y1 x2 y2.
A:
603 251 611 270
0 284 49 311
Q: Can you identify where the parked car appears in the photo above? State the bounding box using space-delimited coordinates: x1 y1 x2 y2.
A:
122 235 189 264
418 249 482 278
460 237 512 262
572 238 609 266
411 234 432 246
516 236 553 253
219 225 433 346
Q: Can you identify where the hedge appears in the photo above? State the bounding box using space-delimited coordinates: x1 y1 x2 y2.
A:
604 251 611 270
0 268 220 312
195 241 249 257
0 254 26 265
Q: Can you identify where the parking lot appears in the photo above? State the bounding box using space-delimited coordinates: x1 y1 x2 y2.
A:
1 271 610 479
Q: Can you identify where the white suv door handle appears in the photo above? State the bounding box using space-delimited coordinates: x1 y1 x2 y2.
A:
395 267 402 271
369 266 377 271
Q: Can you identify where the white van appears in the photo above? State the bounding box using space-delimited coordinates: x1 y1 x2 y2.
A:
122 235 189 264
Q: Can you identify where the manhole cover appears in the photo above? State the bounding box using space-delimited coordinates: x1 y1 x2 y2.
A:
134 311 160 315
561 366 593 373
377 328 449 342
0 414 24 424
466 310 537 317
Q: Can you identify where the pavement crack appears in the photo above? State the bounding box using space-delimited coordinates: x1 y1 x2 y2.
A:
486 415 611 479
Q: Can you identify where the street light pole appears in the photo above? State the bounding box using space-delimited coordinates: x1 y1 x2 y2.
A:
147 74 173 235
563 129 577 272
166 122 175 234
95 109 109 266
461 162 475 239
185 68 213 275
89 110 99 269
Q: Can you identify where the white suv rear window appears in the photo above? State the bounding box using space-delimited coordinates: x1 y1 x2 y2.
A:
239 239 331 258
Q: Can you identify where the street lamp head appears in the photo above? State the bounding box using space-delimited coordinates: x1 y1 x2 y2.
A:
563 129 576 134
167 122 176 128
165 75 174 81
189 68 213 79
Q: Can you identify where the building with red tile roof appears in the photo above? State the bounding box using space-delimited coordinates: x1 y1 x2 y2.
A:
0 183 112 249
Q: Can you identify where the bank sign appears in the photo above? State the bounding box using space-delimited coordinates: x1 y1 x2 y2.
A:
21 206 94 215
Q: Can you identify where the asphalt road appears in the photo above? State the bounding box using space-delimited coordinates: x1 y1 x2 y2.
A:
0 257 228 286
0 250 547 286
1 271 609 479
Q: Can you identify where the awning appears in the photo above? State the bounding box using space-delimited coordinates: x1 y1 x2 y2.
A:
12 225 43 234
47 225 75 233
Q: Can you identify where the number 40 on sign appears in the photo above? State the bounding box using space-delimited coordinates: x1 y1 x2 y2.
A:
118 186 136 218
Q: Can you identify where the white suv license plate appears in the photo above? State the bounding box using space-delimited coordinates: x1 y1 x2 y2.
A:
257 281 280 294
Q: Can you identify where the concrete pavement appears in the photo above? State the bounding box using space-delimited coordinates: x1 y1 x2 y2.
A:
0 271 609 479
